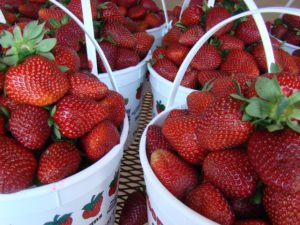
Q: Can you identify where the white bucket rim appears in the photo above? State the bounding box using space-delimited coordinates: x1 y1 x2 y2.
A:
146 22 167 33
271 34 300 50
0 116 129 200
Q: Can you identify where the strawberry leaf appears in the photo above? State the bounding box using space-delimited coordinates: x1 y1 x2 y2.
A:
270 62 280 73
255 77 282 102
58 65 70 72
0 106 9 118
290 108 300 120
47 118 55 127
13 25 23 44
61 15 70 26
1 55 19 66
0 30 15 48
49 18 61 29
24 21 44 41
244 97 270 119
0 63 7 72
54 127 62 139
36 38 56 52
38 52 55 61
287 119 300 133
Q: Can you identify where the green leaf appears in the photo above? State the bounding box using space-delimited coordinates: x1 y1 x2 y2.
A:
289 91 300 105
270 62 280 73
35 38 56 52
13 26 23 44
275 96 289 120
61 14 70 26
267 123 284 132
58 65 69 72
0 30 15 48
242 113 252 121
23 21 41 41
0 106 10 118
230 93 248 102
50 105 56 117
0 63 8 72
38 52 55 60
49 18 61 29
47 118 55 127
255 77 281 101
289 108 300 120
244 98 270 119
287 119 300 133
32 30 48 44
1 55 19 66
54 127 62 139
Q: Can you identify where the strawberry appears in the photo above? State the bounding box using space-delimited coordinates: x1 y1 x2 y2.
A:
162 26 184 47
152 58 178 82
144 13 163 28
219 34 245 51
81 120 120 161
100 2 125 24
205 7 233 37
229 198 265 219
53 95 109 139
146 125 174 159
119 190 147 225
9 105 51 150
197 70 228 87
67 0 97 21
38 142 81 184
221 49 260 77
263 187 300 225
103 22 137 49
69 72 109 101
187 91 215 115
0 136 37 193
293 55 300 70
18 3 40 19
0 96 20 112
117 0 137 8
282 14 300 29
53 46 80 74
150 149 198 199
38 7 65 29
197 96 253 151
179 25 205 47
96 41 117 72
270 22 288 39
0 0 24 7
134 32 154 58
115 47 140 70
140 0 159 12
135 20 149 32
5 56 70 107
185 183 235 225
234 220 270 225
29 0 46 2
188 0 204 6
152 47 166 61
181 5 203 26
165 43 190 66
283 30 300 46
128 6 146 20
0 115 5 135
181 69 198 89
203 149 258 198
1 8 17 24
248 129 300 194
277 48 299 73
82 192 103 219
191 44 222 71
123 17 137 32
0 72 4 94
235 17 261 45
167 109 189 118
162 115 208 165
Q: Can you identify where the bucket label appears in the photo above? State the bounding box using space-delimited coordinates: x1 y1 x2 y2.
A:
44 213 73 225
82 192 104 220
146 195 163 225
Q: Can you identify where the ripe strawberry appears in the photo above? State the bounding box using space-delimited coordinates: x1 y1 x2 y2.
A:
18 3 40 19
81 120 120 161
221 49 260 77
165 43 190 66
134 32 154 58
146 125 173 159
219 34 245 51
119 191 147 225
128 6 146 20
123 17 137 33
271 23 288 39
152 47 166 61
0 136 37 193
100 90 125 127
229 198 265 219
205 7 233 37
277 48 299 73
5 56 70 107
263 187 300 225
135 20 149 32
234 220 270 225
185 183 235 225
0 96 19 112
53 46 80 74
9 105 51 150
0 72 4 94
152 58 178 82
167 109 189 118
0 0 24 7
162 26 184 47
203 150 258 198
103 22 137 49
115 47 140 70
189 0 204 6
198 96 253 151
293 55 300 71
282 14 300 29
248 129 300 194
162 115 208 165
140 0 159 12
117 0 137 8
118 6 127 17
82 192 103 219
69 72 109 101
38 7 65 29
67 0 97 21
179 25 205 47
100 2 125 24
181 5 203 26
181 69 198 89
172 5 181 18
235 17 261 45
96 41 118 72
150 149 198 199
38 142 81 184
283 30 300 46
1 8 17 24
187 91 215 115
197 70 228 87
191 44 222 71
0 114 5 135
144 13 163 28
53 95 109 139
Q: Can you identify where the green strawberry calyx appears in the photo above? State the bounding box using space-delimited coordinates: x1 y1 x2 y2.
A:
231 76 300 133
0 21 56 66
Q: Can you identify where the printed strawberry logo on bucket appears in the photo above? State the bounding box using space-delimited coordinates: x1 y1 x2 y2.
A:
108 171 120 196
44 213 73 225
156 100 165 114
82 192 104 219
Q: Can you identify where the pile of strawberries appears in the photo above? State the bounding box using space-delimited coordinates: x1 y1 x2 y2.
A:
151 0 300 90
0 19 126 194
146 70 300 225
271 13 300 47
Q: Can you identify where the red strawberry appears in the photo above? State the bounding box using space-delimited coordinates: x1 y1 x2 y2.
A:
144 13 163 28
162 26 184 47
96 41 118 72
165 43 190 66
203 150 258 198
162 115 208 165
9 105 51 150
118 6 127 17
5 56 70 107
234 220 270 225
134 32 154 58
271 23 288 40
0 72 4 94
197 70 228 87
82 192 104 219
81 120 120 161
67 0 97 21
263 187 300 225
38 7 65 29
0 115 5 135
278 48 299 73
187 91 215 115
117 0 137 8
146 125 174 159
115 47 140 70
53 46 80 74
140 0 159 12
0 136 37 193
191 44 222 71
0 96 20 112
185 183 235 225
128 6 146 20
229 198 265 219
248 129 300 194
172 5 182 18
283 30 300 46
38 142 81 184
18 3 40 19
181 69 198 89
123 17 137 32
152 47 166 61
235 17 261 45
167 109 189 118
150 149 198 199
119 191 147 225
282 14 300 29
152 58 178 82
179 25 205 47
219 34 245 51
221 49 260 77
1 8 17 24
53 95 109 139
197 96 253 151
69 72 109 101
100 2 125 24
188 0 204 6
293 55 300 70
135 20 149 32
205 7 233 37
181 5 203 26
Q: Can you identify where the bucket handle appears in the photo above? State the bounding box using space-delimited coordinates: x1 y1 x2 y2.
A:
166 6 300 109
285 0 295 7
0 10 6 23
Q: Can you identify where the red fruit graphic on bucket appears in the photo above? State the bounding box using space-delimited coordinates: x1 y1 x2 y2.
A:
124 98 129 106
109 171 120 196
82 192 104 219
136 83 143 100
44 214 73 225
156 100 165 114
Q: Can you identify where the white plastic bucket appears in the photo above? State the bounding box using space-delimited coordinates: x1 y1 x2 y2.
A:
140 7 300 225
147 23 169 51
0 1 129 224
